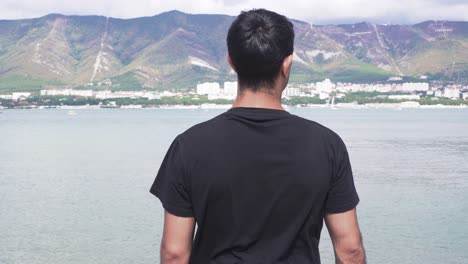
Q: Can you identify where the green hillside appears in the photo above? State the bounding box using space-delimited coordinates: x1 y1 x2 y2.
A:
0 11 466 92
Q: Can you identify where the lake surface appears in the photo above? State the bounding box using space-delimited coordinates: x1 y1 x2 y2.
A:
1 108 467 264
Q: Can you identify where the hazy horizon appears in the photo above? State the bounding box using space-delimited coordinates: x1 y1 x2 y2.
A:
0 9 466 26
1 0 467 25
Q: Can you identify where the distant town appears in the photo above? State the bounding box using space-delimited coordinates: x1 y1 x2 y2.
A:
1 78 467 109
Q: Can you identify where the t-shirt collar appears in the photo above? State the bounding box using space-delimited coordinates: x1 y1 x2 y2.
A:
227 107 290 116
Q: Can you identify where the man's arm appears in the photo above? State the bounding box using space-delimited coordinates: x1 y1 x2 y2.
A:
160 210 196 264
325 207 366 264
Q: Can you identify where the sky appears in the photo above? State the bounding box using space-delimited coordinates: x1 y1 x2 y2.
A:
1 0 467 24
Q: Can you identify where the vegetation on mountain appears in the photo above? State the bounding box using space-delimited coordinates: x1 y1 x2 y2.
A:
0 11 466 92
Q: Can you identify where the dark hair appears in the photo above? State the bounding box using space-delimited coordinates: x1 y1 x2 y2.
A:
227 9 294 91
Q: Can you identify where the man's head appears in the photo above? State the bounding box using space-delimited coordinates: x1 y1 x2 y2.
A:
227 9 294 93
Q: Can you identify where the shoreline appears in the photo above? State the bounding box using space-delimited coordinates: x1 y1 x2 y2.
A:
1 103 467 111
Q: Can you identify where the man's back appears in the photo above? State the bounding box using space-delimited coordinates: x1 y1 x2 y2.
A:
151 107 359 263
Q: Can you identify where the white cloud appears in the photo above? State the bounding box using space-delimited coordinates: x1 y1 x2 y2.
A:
0 0 466 24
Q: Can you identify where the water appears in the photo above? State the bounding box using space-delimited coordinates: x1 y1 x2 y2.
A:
1 108 467 264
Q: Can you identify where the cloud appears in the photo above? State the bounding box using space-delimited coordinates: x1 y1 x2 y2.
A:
0 0 466 24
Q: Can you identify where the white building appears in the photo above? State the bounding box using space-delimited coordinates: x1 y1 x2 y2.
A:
345 83 362 93
197 82 221 95
41 89 61 96
319 92 330 100
282 87 300 98
316 79 335 94
112 91 143 99
0 94 13 99
95 90 113 99
40 89 93 97
143 92 161 100
364 84 378 92
463 92 468 101
443 88 460 99
72 90 93 97
12 92 32 100
388 76 403 81
388 94 421 100
374 84 393 93
223 81 238 97
160 91 178 97
398 83 429 92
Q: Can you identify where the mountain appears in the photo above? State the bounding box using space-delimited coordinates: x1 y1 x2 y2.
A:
0 10 466 92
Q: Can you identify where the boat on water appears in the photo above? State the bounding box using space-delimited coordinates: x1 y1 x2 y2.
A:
328 96 338 110
67 110 77 116
400 101 421 108
100 105 121 109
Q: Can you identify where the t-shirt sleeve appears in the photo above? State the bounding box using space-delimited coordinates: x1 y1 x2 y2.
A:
149 135 194 217
325 135 360 214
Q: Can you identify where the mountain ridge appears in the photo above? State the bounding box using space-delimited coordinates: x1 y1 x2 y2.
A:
0 11 466 92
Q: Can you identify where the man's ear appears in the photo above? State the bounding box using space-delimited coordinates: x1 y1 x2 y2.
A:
281 54 293 77
227 55 237 73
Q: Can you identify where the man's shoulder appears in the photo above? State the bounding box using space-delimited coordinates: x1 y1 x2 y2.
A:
290 114 342 140
177 111 346 147
178 112 228 140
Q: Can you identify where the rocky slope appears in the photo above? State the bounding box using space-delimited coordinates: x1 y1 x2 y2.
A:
0 10 466 91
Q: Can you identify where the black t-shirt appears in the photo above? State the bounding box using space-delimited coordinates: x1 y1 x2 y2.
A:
150 107 359 264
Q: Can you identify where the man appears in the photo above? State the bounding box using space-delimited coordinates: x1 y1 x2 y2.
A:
150 9 365 264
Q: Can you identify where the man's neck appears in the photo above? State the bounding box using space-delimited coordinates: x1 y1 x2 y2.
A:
232 88 284 110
